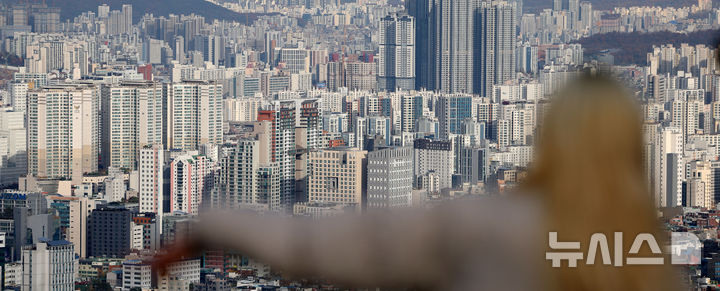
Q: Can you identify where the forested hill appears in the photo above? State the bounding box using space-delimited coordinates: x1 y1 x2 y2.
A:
0 0 273 24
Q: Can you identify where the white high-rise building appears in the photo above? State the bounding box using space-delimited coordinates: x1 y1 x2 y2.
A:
104 168 126 202
142 38 163 65
499 101 536 146
296 99 323 151
170 154 209 214
0 109 26 185
223 98 262 122
400 94 422 133
98 4 110 18
138 145 164 225
21 240 76 291
24 39 91 76
517 44 539 75
496 119 511 148
257 102 297 212
27 84 99 183
166 81 223 151
670 93 702 142
579 1 593 32
653 127 684 208
122 4 133 33
175 36 185 63
68 197 96 258
413 139 455 191
214 139 280 211
196 35 223 66
219 140 261 208
687 161 713 208
378 13 415 92
101 81 163 170
7 81 28 111
367 147 414 208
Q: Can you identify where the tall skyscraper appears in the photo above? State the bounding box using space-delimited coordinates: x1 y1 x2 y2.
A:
257 102 297 212
68 197 96 258
218 140 261 208
670 92 702 142
579 2 593 32
298 99 323 151
458 146 488 185
138 145 164 228
406 0 438 90
553 0 563 11
264 31 281 67
367 147 414 209
438 95 473 139
409 0 517 94
10 5 27 26
108 10 124 35
122 4 133 33
400 94 423 133
517 44 538 75
0 108 26 185
688 161 713 208
142 38 164 64
175 36 185 63
553 0 580 27
414 138 455 191
554 0 577 12
195 35 224 66
516 0 523 21
474 0 518 97
8 81 28 112
170 154 209 214
653 127 683 208
31 7 60 33
101 81 163 170
568 0 580 21
98 4 110 18
378 13 416 92
165 81 223 151
439 0 475 93
214 139 281 211
27 84 99 183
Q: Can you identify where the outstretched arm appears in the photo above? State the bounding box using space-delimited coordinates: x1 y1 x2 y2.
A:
194 208 450 288
156 197 543 289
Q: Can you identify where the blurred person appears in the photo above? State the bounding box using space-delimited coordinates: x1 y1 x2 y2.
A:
154 76 680 291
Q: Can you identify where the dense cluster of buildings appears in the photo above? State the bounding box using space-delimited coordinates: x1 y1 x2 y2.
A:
0 0 716 289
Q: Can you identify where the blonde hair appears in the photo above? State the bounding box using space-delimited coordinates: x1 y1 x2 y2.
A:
526 76 680 291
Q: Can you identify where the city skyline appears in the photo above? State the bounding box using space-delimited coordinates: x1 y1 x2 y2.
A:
0 0 715 289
